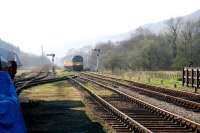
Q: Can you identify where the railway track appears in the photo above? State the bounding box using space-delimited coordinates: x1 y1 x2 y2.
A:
71 76 200 133
15 66 51 83
16 76 69 95
88 72 200 102
81 72 200 111
15 72 50 87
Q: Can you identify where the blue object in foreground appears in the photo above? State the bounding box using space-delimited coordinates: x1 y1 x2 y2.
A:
0 72 26 133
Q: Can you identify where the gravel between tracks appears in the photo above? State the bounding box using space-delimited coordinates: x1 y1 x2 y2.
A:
115 86 200 124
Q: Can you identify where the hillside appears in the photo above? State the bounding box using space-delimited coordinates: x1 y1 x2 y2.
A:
0 39 50 68
102 9 200 41
143 10 200 34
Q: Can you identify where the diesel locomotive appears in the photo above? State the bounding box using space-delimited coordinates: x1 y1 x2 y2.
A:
72 55 83 71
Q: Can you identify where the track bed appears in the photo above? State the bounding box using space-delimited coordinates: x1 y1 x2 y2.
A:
20 81 105 133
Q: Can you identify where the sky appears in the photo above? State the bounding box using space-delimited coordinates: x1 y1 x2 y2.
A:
0 0 199 57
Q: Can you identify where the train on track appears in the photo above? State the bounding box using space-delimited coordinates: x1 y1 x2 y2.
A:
72 55 83 71
64 55 84 71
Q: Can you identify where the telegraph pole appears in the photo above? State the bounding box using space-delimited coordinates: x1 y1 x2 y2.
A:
93 49 100 72
47 53 55 74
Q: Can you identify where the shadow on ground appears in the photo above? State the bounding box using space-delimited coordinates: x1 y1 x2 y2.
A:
21 100 105 133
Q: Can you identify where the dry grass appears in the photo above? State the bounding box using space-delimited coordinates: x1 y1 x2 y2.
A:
20 82 81 101
16 69 31 75
55 69 75 77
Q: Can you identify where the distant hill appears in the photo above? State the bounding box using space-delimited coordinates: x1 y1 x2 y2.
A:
99 9 200 41
181 9 200 21
0 39 50 68
143 9 200 34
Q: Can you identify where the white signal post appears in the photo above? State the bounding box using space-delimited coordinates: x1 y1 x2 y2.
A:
93 49 101 72
47 53 55 73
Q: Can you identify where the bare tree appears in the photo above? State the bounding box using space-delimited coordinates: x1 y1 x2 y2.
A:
180 21 194 60
166 17 182 58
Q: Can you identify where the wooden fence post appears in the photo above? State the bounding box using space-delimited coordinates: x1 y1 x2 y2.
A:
186 68 189 87
182 68 185 86
183 67 199 89
197 69 199 88
191 68 194 87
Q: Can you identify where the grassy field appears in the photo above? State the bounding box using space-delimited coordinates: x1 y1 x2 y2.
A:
99 71 199 94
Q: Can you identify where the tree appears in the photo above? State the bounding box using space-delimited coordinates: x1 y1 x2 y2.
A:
180 21 194 62
166 17 182 58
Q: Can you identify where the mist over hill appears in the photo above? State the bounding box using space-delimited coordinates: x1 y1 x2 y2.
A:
0 39 50 68
96 9 200 42
143 9 200 34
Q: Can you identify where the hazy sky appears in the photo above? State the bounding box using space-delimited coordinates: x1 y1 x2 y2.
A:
0 0 199 57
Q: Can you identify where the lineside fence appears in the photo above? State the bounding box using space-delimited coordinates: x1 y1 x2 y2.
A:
182 67 200 89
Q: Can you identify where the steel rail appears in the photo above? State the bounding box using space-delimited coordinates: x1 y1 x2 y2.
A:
82 73 200 111
79 76 200 133
70 77 153 133
16 76 69 95
89 72 200 102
